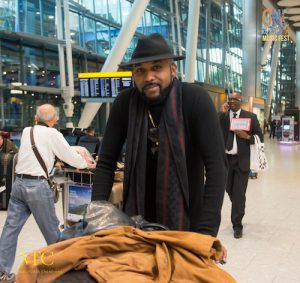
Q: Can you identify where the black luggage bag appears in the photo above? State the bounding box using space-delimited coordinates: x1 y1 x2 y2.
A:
0 152 17 210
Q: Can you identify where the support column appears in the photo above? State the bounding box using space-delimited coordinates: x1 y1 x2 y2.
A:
169 0 177 55
242 0 262 100
57 0 71 127
63 0 75 128
296 31 300 109
56 0 66 88
266 41 280 122
221 0 227 88
78 0 150 129
205 0 211 84
0 41 5 128
39 0 44 36
174 0 184 79
184 0 201 82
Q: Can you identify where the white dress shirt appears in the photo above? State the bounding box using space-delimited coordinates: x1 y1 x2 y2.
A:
225 109 241 155
16 125 87 177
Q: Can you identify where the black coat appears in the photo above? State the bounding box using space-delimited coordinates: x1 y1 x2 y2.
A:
92 82 228 236
219 109 263 172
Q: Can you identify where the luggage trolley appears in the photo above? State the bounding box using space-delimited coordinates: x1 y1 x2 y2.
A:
61 168 93 228
61 168 123 228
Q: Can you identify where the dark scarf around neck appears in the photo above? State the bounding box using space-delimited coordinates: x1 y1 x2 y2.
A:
124 78 190 231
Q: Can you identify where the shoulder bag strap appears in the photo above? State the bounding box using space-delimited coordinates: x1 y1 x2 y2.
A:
29 127 50 180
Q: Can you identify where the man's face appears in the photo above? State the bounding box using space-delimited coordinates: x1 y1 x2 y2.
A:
228 92 242 112
132 59 177 100
0 136 3 147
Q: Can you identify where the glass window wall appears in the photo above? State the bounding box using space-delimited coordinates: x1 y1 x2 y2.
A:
95 1 107 18
107 0 121 24
83 17 96 53
21 0 41 35
23 46 45 86
95 22 109 56
70 12 81 46
1 40 21 84
82 0 94 13
41 0 56 37
0 0 17 31
45 49 59 87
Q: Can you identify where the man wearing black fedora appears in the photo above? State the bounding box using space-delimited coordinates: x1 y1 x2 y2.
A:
92 33 227 239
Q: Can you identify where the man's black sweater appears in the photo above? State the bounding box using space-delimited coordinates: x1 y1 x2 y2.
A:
92 82 227 236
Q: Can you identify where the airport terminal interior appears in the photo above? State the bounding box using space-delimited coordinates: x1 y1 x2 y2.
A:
0 0 300 282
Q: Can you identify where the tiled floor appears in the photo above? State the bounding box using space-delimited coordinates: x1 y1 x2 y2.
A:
1 135 300 282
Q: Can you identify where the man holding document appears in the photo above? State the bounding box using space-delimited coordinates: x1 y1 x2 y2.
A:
219 91 263 239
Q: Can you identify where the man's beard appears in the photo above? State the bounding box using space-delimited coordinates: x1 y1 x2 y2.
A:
142 82 161 95
141 81 173 105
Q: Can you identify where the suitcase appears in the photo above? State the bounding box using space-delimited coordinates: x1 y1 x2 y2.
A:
0 152 17 210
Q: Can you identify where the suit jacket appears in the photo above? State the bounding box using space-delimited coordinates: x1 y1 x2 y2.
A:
219 109 263 172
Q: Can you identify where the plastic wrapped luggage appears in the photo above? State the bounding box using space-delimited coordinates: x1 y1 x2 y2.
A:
0 152 17 210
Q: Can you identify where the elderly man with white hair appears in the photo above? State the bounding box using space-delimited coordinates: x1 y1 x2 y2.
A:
0 104 93 283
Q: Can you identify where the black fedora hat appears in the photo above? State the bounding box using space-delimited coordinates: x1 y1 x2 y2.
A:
119 33 185 68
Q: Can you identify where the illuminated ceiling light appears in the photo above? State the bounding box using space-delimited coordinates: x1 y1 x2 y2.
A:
30 70 34 74
31 63 39 70
285 7 300 14
3 71 6 75
278 0 300 7
48 15 54 19
293 22 300 27
32 93 34 96
288 15 300 21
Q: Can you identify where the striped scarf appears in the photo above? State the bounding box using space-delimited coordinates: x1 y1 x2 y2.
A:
124 78 189 230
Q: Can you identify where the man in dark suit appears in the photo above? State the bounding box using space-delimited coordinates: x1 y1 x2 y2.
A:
219 91 263 239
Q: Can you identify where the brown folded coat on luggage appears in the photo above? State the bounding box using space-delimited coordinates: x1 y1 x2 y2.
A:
17 226 236 283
